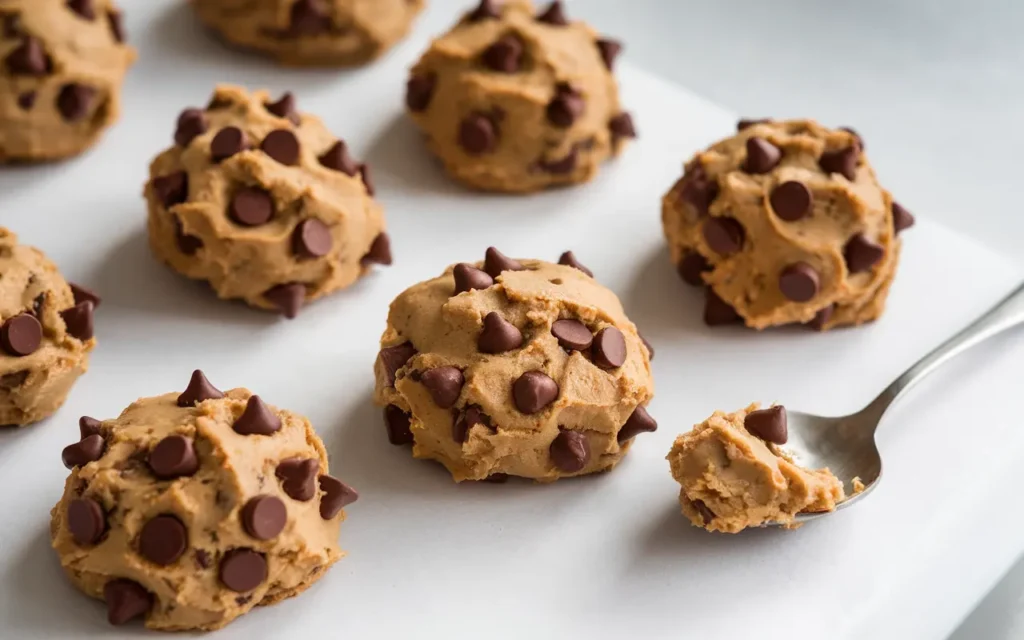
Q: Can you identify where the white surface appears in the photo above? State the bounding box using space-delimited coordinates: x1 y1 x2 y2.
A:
1 2 1023 638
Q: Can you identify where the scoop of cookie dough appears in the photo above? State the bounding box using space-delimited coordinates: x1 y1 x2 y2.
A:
373 247 656 482
192 0 425 67
667 404 844 532
0 227 97 426
145 84 391 318
662 119 915 331
405 0 636 193
0 0 135 162
51 371 358 630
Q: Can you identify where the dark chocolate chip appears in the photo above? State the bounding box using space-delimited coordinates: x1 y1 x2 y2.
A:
892 201 915 233
383 404 413 445
1 314 41 356
242 496 287 540
2 14 21 38
319 475 357 519
779 262 820 302
513 371 559 414
743 137 781 174
219 549 267 592
557 251 592 277
483 246 524 278
453 263 494 295
378 342 416 386
680 167 718 216
104 579 152 626
210 127 249 163
536 1 568 25
264 283 306 319
148 435 199 480
737 118 770 130
546 83 584 128
264 92 300 125
292 219 332 259
420 366 464 409
60 301 94 340
840 126 864 150
550 429 589 472
819 146 858 181
551 319 592 351
482 34 524 73
538 147 577 174
596 38 621 70
317 140 358 176
692 499 716 524
744 405 788 444
704 289 741 326
152 172 188 208
174 108 207 147
702 216 745 256
639 332 654 360
16 91 35 110
592 326 626 369
617 405 657 443
174 216 203 255
79 415 102 439
194 549 211 569
288 0 331 35
609 112 636 141
770 181 812 221
31 292 45 317
467 0 500 21
139 515 188 566
260 129 300 166
406 73 436 112
68 498 105 545
453 405 490 443
478 312 523 354
844 233 884 273
67 0 96 20
70 283 101 308
361 232 392 267
0 370 27 389
276 458 319 501
229 187 275 226
359 163 375 196
61 433 105 469
57 84 95 122
177 370 224 407
233 396 281 436
6 37 49 76
677 251 710 286
807 304 834 331
107 10 125 42
459 113 498 155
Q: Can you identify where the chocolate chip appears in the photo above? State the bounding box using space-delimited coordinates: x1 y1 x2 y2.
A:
265 92 300 125
68 498 105 545
103 579 152 626
378 342 416 386
2 14 21 38
79 415 102 438
482 34 524 73
57 84 95 122
513 371 559 414
770 181 812 221
276 458 319 501
459 113 498 155
229 187 274 226
174 108 207 147
60 301 94 340
550 430 589 472
704 289 740 326
152 172 188 208
177 369 224 406
737 118 770 130
557 251 592 277
359 163 375 196
6 38 49 76
384 404 413 445
361 232 392 267
0 370 27 389
692 499 716 524
30 292 45 317
551 319 592 351
292 219 332 259
420 366 464 409
261 129 300 166
219 549 267 592
609 113 637 142
62 433 105 469
779 262 820 302
70 283 101 308
241 496 287 540
483 246 524 278
840 126 864 150
892 201 915 233
844 233 884 273
596 38 621 70
478 312 523 354
1 314 41 356
194 549 211 569
483 473 508 483
148 435 199 479
702 217 745 256
745 405 788 444
174 216 203 255
807 304 834 331
538 147 577 174
467 0 500 21
743 137 781 174
547 83 584 128
592 327 626 369
317 140 358 176
678 251 710 286
319 476 357 519
233 396 281 436
453 405 490 443
210 127 249 162
107 10 125 42
139 515 188 565
288 0 331 35
66 0 96 20
680 167 718 216
16 91 35 110
617 405 657 443
537 1 568 25
819 146 858 180
639 333 654 360
405 73 437 113
264 283 306 319
453 263 494 295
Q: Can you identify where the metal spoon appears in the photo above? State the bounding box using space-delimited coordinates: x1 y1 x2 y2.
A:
780 281 1024 526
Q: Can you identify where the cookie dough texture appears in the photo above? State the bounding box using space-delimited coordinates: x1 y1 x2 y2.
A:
145 84 390 318
51 373 358 630
0 228 96 426
662 119 915 331
192 0 425 67
405 0 636 192
373 248 656 482
668 405 844 533
0 0 135 162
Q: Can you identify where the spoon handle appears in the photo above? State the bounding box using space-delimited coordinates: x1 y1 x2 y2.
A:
872 280 1024 417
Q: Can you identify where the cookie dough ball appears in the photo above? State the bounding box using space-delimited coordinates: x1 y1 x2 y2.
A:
0 0 135 162
145 84 391 319
51 371 358 630
0 228 97 426
662 119 916 331
373 247 656 482
667 404 844 533
405 0 636 193
192 0 425 67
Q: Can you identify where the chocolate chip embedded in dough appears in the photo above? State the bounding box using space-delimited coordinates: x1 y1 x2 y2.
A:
459 113 498 155
779 262 820 302
482 34 524 73
292 219 332 259
107 10 126 43
744 405 788 445
378 342 417 386
478 312 523 354
770 181 812 221
260 129 300 166
737 118 770 130
383 404 413 445
692 499 716 524
61 433 105 469
743 137 782 174
219 549 267 592
839 126 864 150
68 497 106 545
229 187 275 226
536 1 569 25
513 371 559 414
639 333 654 360
596 38 622 70
318 476 358 519
807 304 835 331
276 458 319 501
16 91 35 110
174 216 203 255
317 140 358 175
617 405 657 443
892 201 915 234
550 429 589 472
70 283 102 308
103 579 152 626
265 92 300 125
538 147 577 174
677 251 710 286
819 146 858 181
680 167 718 217
263 283 307 319
406 73 436 112
66 0 96 20
704 289 741 326
174 108 208 147
592 327 626 369
359 163 375 196
60 301 94 340
6 38 50 76
361 232 392 267
557 250 593 277
844 233 885 273
467 0 501 21
551 319 592 351
177 369 224 407
79 415 102 439
420 366 464 409
152 172 188 208
702 216 745 256
1 313 41 356
546 83 584 128
288 0 332 36
57 84 95 122
483 246 524 278
139 515 189 565
453 263 494 295
453 405 491 443
210 126 249 162
147 435 199 479
609 113 637 142
232 395 281 436
241 496 287 540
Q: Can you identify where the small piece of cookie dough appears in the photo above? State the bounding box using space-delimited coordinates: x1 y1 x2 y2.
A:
192 0 425 67
662 119 915 331
373 247 656 482
0 0 135 162
667 404 844 532
51 371 358 631
405 0 636 193
145 84 390 318
0 227 97 426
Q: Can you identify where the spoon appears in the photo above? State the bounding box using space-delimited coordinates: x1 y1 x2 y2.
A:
779 281 1024 526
